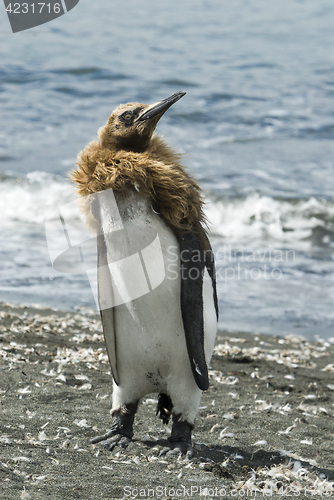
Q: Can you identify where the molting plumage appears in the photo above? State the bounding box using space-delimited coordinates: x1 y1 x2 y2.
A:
71 92 218 458
71 97 206 231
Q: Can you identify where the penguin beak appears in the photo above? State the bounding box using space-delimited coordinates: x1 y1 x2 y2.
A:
138 91 186 122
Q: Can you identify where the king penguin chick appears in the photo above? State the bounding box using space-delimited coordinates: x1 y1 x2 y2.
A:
71 92 219 458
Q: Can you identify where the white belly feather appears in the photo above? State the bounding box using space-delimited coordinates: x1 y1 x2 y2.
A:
98 189 217 422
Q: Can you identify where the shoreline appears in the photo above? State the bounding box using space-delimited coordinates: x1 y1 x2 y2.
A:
0 302 333 499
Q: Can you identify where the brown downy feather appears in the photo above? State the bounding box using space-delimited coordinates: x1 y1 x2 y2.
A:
70 136 207 232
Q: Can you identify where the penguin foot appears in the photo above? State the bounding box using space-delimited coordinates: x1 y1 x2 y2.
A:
91 430 132 450
91 402 137 451
103 434 132 452
159 416 194 459
159 441 193 460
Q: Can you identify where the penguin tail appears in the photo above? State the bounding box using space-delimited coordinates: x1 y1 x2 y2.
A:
156 393 173 424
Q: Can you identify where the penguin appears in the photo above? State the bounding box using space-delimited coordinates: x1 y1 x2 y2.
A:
71 92 219 458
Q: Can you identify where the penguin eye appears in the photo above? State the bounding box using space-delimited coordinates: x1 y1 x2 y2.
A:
120 111 133 124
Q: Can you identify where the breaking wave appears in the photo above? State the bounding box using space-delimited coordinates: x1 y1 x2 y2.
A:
1 171 334 253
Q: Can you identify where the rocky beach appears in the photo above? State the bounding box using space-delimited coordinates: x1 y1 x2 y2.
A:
0 302 333 499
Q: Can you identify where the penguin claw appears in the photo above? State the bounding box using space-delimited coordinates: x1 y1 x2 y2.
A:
168 441 194 459
166 448 182 458
159 442 193 459
91 430 116 445
103 439 117 452
159 447 171 457
159 446 181 457
103 434 131 451
91 431 132 450
118 436 132 449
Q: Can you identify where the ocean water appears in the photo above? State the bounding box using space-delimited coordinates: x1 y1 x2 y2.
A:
1 0 334 339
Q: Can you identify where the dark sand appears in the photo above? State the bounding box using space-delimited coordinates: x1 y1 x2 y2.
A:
0 303 333 499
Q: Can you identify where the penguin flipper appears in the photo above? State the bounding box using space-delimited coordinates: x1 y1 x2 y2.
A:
177 230 209 391
198 230 219 321
97 234 119 385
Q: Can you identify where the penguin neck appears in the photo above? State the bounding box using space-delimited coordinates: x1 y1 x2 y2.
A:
145 136 182 167
103 135 182 166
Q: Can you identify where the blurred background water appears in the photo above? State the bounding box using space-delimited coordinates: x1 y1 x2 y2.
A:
0 0 334 339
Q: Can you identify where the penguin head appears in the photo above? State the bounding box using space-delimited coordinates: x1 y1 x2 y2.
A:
99 91 186 152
